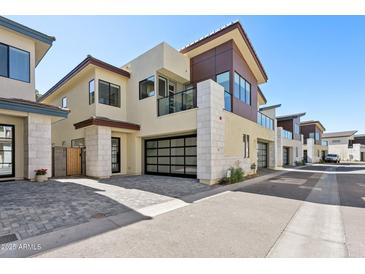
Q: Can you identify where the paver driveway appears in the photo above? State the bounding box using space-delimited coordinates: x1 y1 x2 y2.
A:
0 175 211 242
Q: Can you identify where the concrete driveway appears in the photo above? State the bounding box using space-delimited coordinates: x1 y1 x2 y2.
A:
0 175 211 245
37 164 365 258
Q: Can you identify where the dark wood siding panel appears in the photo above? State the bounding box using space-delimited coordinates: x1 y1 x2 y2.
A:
232 41 258 122
278 119 293 132
354 136 365 145
190 39 259 123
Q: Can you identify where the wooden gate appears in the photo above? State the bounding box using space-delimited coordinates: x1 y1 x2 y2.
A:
67 147 81 176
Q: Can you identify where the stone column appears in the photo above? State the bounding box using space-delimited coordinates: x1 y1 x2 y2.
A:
197 79 225 185
24 114 52 180
276 127 283 167
85 125 112 178
307 138 315 163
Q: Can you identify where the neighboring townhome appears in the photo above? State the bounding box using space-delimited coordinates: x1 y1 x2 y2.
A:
0 16 68 181
276 112 305 166
39 21 277 184
300 120 328 163
322 130 365 162
354 134 365 161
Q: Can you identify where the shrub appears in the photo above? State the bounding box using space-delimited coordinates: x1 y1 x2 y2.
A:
35 168 47 175
219 167 245 184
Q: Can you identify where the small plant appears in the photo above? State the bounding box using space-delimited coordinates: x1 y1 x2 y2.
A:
35 168 47 175
219 167 244 185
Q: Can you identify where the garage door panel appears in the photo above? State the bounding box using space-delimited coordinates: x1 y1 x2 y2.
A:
145 135 197 178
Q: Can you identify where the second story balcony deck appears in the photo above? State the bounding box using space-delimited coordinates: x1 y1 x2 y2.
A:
158 88 197 116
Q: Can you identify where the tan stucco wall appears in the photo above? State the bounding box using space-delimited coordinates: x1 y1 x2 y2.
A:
0 27 36 101
95 67 128 121
123 42 195 138
42 69 96 146
0 113 24 180
224 110 275 164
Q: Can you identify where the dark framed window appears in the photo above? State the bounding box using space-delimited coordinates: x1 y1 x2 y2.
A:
71 138 85 148
0 43 30 83
243 134 250 158
98 80 120 107
89 79 95 104
234 71 251 105
216 71 232 112
0 124 15 178
139 76 155 99
61 97 67 108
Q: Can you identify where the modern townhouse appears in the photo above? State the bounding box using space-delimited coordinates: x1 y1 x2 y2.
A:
300 120 328 163
0 17 68 181
354 134 365 161
276 112 305 166
322 130 365 162
39 21 278 184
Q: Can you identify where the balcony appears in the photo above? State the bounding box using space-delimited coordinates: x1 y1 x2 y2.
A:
158 88 197 116
282 129 293 140
257 112 274 130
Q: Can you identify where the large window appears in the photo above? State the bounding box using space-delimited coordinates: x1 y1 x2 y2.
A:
89 79 95 104
234 72 251 105
98 80 120 107
216 71 231 112
0 124 14 178
139 76 155 99
243 134 250 158
294 123 300 135
0 43 30 83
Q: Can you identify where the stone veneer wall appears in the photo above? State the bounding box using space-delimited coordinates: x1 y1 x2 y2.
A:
197 79 247 185
24 113 52 180
85 125 112 178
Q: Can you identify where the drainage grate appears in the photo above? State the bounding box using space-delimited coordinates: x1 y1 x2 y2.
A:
0 233 18 244
92 213 106 219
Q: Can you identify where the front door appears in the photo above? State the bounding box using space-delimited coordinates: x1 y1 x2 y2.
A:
111 137 120 173
283 147 289 166
0 124 14 178
257 142 268 168
304 150 308 163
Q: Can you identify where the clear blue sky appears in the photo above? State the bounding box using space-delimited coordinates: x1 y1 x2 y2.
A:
9 16 365 133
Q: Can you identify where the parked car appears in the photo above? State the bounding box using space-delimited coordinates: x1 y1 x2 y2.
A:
325 154 341 163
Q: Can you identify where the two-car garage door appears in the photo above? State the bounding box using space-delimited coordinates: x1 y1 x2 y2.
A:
145 135 197 178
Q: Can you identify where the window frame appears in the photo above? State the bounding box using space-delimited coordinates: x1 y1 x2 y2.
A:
139 75 155 100
0 42 30 83
216 71 232 112
98 79 121 108
0 124 15 178
61 96 68 108
89 79 95 105
234 71 251 106
243 134 250 158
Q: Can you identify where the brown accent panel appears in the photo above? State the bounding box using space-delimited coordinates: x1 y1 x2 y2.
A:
180 21 268 82
232 41 258 122
354 136 365 145
278 117 301 141
67 147 81 176
301 123 323 145
190 39 259 123
74 117 140 130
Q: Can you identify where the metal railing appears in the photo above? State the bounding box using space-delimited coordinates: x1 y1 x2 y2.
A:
257 112 274 130
158 88 197 116
282 129 293 140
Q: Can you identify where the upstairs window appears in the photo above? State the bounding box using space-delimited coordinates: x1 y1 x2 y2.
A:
61 97 68 108
216 71 231 112
0 43 30 83
98 80 120 107
89 79 95 104
234 72 251 105
139 76 155 99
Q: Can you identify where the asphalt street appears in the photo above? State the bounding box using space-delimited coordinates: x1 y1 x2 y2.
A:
37 164 365 258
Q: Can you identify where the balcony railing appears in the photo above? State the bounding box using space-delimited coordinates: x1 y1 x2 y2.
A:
158 88 197 116
282 129 293 140
257 112 274 130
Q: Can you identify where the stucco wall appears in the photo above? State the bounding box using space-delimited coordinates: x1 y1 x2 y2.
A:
0 27 36 101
